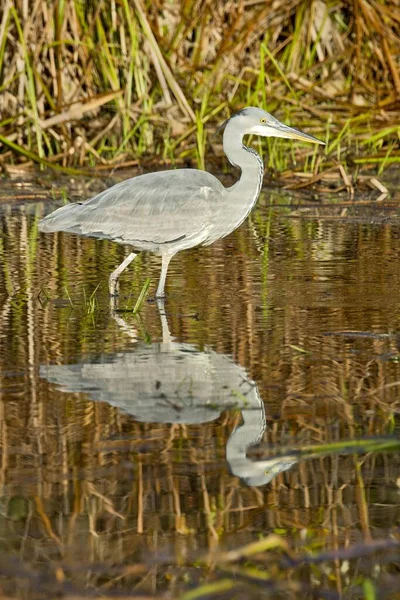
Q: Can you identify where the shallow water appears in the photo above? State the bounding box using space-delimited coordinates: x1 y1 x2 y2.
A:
0 177 399 598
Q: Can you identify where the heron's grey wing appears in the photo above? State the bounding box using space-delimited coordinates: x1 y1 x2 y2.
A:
39 169 225 247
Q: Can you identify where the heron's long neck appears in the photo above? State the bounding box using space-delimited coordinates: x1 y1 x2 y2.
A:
225 385 267 483
223 125 264 210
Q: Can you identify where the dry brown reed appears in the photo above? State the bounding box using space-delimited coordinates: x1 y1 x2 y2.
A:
0 0 399 176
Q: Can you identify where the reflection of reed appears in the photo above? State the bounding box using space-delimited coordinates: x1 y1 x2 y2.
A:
0 200 400 596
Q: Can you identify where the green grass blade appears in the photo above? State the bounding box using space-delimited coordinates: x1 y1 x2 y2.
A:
132 278 151 315
10 6 43 158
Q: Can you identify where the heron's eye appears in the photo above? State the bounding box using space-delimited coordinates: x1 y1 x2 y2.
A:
260 118 267 124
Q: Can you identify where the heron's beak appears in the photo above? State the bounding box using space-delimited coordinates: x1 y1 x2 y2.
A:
275 122 324 144
253 121 325 145
215 118 229 136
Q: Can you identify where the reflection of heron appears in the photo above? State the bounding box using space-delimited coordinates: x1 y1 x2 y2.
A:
38 107 323 297
40 303 298 486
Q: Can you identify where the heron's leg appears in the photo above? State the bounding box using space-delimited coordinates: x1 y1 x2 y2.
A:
109 252 137 297
156 254 174 298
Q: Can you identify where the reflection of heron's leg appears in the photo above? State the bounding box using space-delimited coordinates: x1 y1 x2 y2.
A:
109 252 137 297
110 308 138 342
156 297 173 343
156 254 174 298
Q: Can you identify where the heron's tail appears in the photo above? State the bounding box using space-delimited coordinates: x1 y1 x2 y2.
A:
39 202 84 234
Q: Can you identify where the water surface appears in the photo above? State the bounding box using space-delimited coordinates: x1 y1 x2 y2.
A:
0 177 399 598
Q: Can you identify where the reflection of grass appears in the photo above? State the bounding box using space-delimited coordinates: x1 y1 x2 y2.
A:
0 236 13 296
63 286 74 308
256 437 400 463
83 283 100 315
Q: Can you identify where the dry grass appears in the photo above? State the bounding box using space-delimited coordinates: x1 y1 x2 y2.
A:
0 0 399 177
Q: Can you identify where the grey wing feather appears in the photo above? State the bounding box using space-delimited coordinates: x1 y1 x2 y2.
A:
39 169 225 248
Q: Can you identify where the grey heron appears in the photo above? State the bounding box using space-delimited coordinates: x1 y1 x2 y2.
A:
39 107 324 298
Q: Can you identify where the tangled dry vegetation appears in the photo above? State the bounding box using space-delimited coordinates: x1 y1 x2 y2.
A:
0 0 399 179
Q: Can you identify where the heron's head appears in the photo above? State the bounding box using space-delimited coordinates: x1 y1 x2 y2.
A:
222 106 324 145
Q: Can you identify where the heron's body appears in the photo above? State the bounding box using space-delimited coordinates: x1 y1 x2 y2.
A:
39 107 323 297
40 167 260 252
